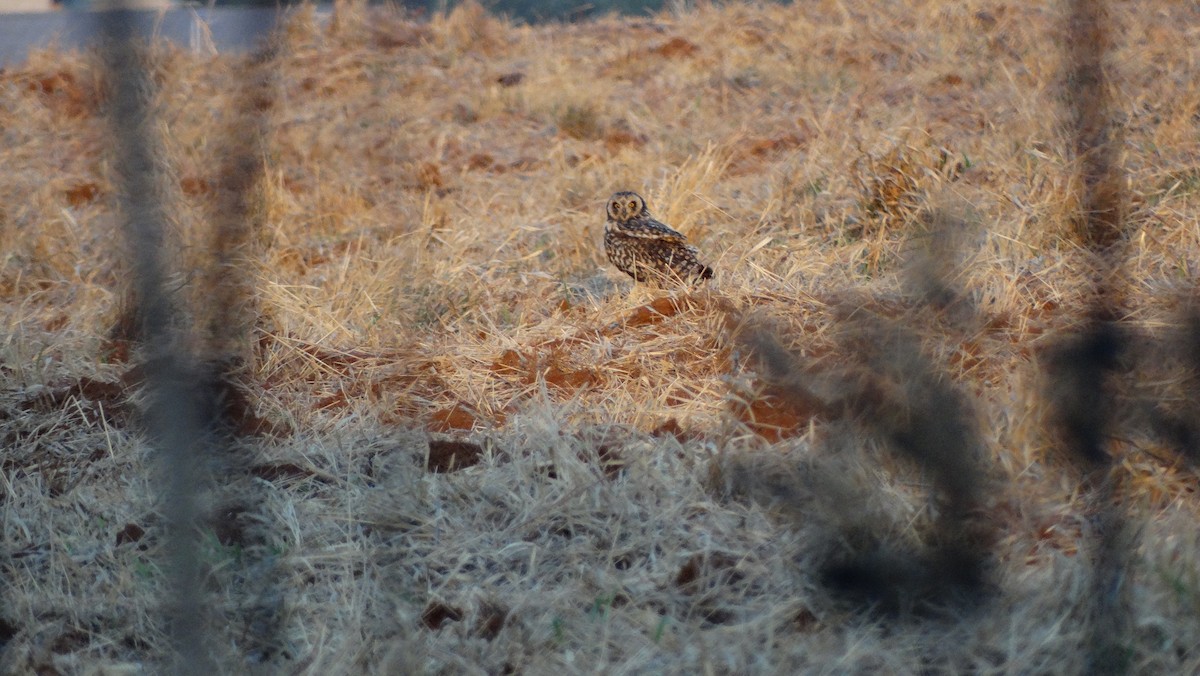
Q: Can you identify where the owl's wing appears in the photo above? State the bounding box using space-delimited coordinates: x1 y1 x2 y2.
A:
611 217 689 243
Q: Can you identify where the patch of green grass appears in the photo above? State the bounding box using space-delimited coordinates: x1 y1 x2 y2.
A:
557 104 603 140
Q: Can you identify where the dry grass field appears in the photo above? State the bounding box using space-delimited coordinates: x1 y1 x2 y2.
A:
3 0 1200 672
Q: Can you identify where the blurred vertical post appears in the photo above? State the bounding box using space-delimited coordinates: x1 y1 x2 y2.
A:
1065 0 1125 261
202 34 286 662
1057 1 1132 673
97 9 215 674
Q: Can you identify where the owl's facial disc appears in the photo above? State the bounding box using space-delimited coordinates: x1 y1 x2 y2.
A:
607 192 643 220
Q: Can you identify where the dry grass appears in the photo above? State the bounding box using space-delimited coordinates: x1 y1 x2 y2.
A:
3 0 1200 672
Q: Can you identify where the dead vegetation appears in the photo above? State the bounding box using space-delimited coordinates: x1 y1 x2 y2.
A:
2 0 1200 672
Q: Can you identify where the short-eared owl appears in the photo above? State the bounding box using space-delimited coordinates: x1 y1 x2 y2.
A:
604 191 714 286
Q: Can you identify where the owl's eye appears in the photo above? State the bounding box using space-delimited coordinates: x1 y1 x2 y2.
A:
628 200 637 211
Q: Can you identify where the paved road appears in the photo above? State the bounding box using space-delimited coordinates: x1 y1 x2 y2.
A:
0 7 324 66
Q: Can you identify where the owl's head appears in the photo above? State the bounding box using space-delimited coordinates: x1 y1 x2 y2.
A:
607 191 648 221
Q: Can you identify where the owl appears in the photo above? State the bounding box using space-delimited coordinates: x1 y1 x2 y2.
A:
604 191 714 286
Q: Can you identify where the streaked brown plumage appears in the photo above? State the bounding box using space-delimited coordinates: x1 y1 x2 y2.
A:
603 191 714 287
